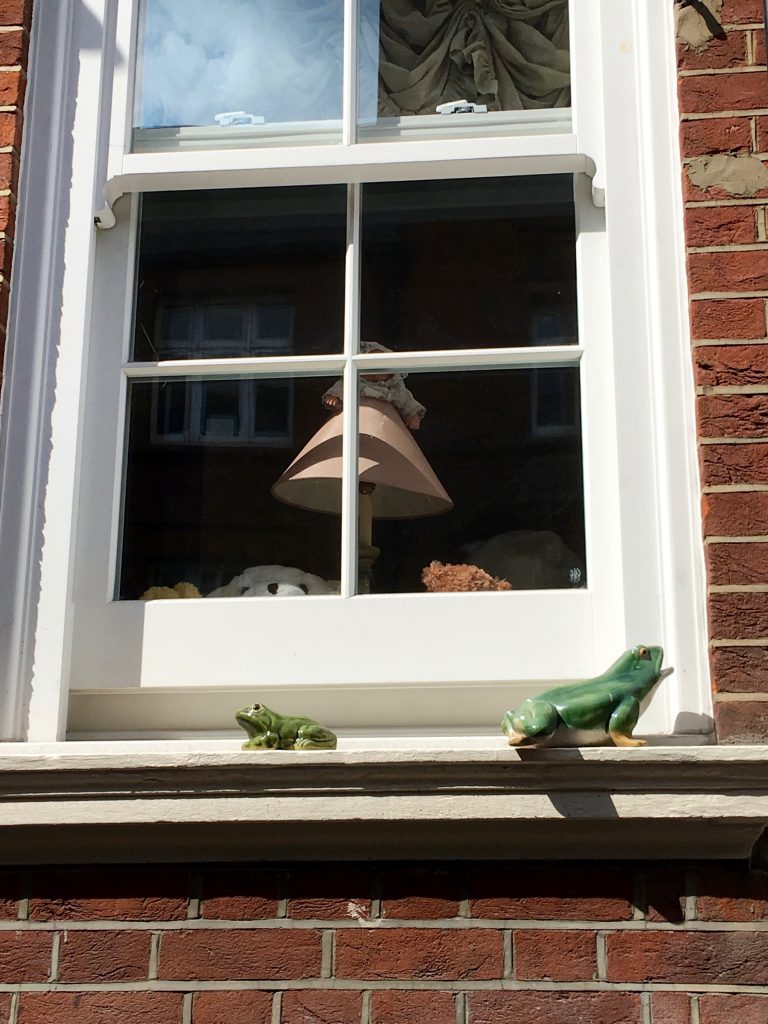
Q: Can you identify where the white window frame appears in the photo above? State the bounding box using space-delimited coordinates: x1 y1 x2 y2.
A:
0 0 711 742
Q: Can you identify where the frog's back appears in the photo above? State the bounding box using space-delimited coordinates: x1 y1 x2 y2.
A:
543 677 632 730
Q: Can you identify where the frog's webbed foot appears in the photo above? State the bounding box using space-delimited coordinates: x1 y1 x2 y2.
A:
609 732 647 748
506 730 537 747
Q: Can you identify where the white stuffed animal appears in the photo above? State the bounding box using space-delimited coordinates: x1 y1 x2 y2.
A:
208 565 332 598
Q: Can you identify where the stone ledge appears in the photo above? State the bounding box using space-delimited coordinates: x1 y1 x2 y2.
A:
0 743 766 864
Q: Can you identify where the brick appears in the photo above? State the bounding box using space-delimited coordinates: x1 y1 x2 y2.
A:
17 992 184 1024
679 31 748 70
57 929 151 983
721 0 765 23
756 117 768 153
287 866 372 921
707 540 768 583
0 28 26 67
755 29 766 66
201 868 281 921
709 590 768 637
468 865 634 921
650 993 692 1024
682 117 752 158
0 870 21 920
0 69 23 108
644 868 687 924
699 394 768 437
689 249 768 293
690 297 766 339
335 928 502 980
158 929 321 981
696 865 768 920
606 930 768 983
696 343 768 385
683 117 752 159
514 929 597 981
0 996 10 1024
0 931 52 982
468 992 642 1024
281 991 363 1024
687 206 757 246
0 1 31 26
28 867 189 921
701 442 768 486
0 110 21 149
0 151 18 193
700 994 768 1023
711 644 768 690
370 990 456 1024
192 991 272 1024
703 491 768 534
381 867 462 919
680 72 768 115
715 699 768 741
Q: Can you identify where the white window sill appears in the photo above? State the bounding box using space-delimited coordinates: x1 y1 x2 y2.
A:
0 743 765 864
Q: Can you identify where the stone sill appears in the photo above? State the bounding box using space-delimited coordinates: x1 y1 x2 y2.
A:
0 742 766 864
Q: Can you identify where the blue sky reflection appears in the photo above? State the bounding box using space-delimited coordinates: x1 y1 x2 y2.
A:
136 0 349 128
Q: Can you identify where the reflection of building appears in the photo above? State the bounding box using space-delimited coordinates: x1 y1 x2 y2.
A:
1 2 768 1015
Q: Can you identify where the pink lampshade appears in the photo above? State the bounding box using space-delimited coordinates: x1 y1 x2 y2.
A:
272 398 453 518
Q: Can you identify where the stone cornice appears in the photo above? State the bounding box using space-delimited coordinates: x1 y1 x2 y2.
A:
0 744 766 863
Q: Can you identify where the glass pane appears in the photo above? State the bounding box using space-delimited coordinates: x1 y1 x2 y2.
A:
360 176 577 351
133 0 344 151
118 375 340 600
359 0 570 136
351 366 585 594
133 188 346 360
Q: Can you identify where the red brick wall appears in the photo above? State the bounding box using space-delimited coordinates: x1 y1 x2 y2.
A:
679 0 768 741
0 0 29 394
0 861 766 1023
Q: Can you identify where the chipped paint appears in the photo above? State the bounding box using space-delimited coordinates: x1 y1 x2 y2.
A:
688 154 768 197
675 0 723 50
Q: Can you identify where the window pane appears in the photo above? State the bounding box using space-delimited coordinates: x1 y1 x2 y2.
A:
133 188 346 360
351 367 585 594
118 375 340 600
360 176 577 351
133 0 344 151
359 0 570 136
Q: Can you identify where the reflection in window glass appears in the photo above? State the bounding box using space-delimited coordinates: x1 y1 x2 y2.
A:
363 0 569 125
134 0 343 131
361 176 577 351
353 368 585 594
133 188 346 360
119 376 339 600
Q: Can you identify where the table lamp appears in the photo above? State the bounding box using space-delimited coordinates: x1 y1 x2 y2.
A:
272 398 453 590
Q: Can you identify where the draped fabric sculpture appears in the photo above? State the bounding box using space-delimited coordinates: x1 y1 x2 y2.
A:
376 0 570 116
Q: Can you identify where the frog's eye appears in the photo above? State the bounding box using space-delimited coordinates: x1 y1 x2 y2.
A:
636 646 650 659
250 703 262 712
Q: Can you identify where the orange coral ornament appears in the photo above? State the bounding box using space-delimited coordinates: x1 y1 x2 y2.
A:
421 560 512 593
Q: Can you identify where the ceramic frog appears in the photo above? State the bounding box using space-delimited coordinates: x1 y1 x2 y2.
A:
235 702 337 750
501 645 668 748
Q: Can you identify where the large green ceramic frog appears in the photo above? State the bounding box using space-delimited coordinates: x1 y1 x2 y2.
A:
235 702 337 750
501 645 667 748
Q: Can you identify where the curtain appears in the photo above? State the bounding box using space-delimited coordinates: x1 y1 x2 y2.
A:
377 0 570 116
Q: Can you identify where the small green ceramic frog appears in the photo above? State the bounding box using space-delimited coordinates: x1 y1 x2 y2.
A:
235 702 337 750
501 645 667 748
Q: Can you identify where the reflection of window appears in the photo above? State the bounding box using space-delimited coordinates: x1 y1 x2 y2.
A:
148 299 295 446
152 379 293 446
530 310 578 438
